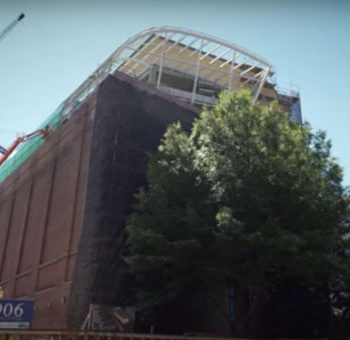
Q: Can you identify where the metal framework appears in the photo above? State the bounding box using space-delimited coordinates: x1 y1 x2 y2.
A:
0 27 281 183
58 26 275 119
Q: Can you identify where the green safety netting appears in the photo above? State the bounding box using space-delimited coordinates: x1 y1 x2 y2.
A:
0 105 63 183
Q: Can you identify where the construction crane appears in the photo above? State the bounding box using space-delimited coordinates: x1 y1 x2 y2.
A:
0 128 50 166
0 13 25 43
0 12 31 167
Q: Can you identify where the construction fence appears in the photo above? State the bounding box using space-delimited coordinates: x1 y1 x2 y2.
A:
0 331 241 340
0 331 326 340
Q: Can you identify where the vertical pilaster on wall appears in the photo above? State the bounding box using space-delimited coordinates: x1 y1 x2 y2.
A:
64 113 88 282
0 192 16 294
32 159 57 293
11 178 35 297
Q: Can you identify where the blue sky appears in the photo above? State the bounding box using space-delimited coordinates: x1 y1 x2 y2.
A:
0 0 349 185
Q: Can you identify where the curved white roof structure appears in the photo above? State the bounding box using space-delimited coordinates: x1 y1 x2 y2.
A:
60 26 276 119
1 27 302 184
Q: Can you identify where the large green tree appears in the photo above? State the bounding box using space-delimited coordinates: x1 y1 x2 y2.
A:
125 89 349 335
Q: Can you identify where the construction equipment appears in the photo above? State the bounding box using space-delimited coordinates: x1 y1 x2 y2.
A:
0 128 50 166
0 13 25 43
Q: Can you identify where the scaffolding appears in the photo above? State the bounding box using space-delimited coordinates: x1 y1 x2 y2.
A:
58 26 275 119
0 105 62 183
0 26 278 184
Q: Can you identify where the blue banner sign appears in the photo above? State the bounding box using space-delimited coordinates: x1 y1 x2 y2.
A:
0 300 35 329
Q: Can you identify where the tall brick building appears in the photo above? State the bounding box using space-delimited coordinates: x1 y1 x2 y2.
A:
0 27 300 331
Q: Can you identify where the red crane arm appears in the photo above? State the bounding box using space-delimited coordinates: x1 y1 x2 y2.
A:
0 129 50 166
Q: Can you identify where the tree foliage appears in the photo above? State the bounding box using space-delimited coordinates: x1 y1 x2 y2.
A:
125 89 350 315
